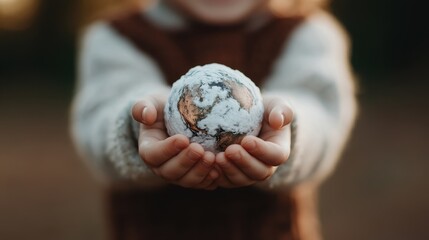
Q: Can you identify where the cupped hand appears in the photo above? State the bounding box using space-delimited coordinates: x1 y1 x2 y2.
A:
132 94 219 190
215 95 293 188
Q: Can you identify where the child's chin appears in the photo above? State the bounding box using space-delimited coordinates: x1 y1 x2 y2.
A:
201 0 245 6
198 15 247 25
190 7 252 25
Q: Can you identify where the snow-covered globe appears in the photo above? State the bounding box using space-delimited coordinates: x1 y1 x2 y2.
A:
164 63 264 153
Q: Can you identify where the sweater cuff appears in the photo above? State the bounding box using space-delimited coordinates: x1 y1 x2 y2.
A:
105 100 167 187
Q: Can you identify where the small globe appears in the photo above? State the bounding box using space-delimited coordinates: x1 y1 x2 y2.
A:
164 63 264 153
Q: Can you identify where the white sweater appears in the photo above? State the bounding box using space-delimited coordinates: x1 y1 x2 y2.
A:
71 3 357 189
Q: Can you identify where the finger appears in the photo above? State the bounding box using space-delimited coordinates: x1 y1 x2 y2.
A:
132 98 165 125
139 125 168 141
139 134 189 167
197 169 219 189
241 135 290 166
225 144 275 181
197 176 215 189
157 143 204 181
215 151 255 187
132 100 155 125
178 151 216 187
264 99 293 129
204 180 219 190
215 174 238 189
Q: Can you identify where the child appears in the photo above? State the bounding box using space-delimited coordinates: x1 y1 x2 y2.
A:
71 0 357 238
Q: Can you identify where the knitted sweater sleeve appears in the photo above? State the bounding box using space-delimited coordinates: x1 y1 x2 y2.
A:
259 12 358 189
71 22 169 185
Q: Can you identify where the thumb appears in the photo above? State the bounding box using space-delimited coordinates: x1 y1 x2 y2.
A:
265 99 293 129
132 98 161 125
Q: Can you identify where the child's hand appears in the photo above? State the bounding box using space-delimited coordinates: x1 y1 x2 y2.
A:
215 95 293 188
132 95 219 190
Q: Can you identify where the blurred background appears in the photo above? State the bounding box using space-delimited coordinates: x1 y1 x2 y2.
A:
1 0 428 239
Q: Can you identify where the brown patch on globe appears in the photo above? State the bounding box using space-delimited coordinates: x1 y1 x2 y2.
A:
224 80 253 111
177 86 209 133
216 132 246 152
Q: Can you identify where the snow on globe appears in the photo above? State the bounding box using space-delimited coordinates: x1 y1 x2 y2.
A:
164 63 264 153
